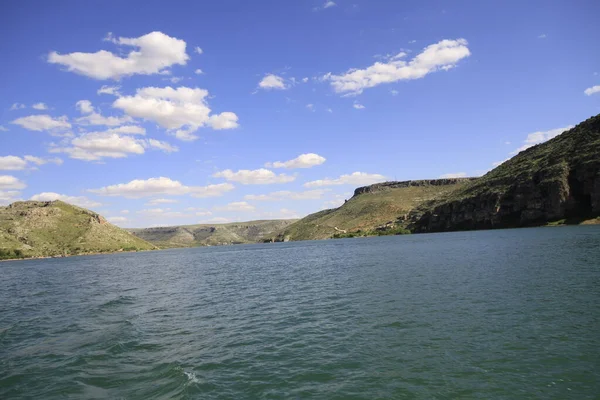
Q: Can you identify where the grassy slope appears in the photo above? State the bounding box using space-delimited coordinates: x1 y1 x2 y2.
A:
409 113 600 230
0 201 155 259
279 181 472 241
128 219 298 248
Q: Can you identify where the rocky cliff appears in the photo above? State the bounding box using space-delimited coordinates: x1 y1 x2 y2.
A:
410 114 600 232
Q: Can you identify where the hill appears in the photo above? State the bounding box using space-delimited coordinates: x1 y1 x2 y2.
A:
127 219 297 248
271 179 475 241
410 114 600 232
0 201 155 260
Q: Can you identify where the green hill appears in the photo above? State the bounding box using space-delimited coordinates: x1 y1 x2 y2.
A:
272 179 475 241
127 219 297 248
0 201 155 260
410 114 600 232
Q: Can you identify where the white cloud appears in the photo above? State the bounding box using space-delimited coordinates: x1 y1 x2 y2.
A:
0 190 21 205
105 125 146 135
306 103 315 111
511 125 573 154
194 46 203 55
10 103 26 111
32 103 48 110
538 34 547 39
244 189 330 201
324 1 337 8
120 209 130 214
302 77 309 83
11 114 71 132
265 153 326 169
76 100 95 114
439 172 467 178
304 172 385 187
326 108 333 113
213 168 295 185
0 175 26 190
50 132 146 161
258 74 287 90
0 155 62 170
214 201 256 212
194 69 204 75
113 86 238 141
75 100 133 126
195 211 213 217
146 198 179 205
137 208 191 218
198 217 230 224
0 126 8 132
89 177 234 198
390 89 399 96
0 156 27 171
30 192 102 208
107 216 128 224
147 139 178 153
353 102 365 109
261 208 300 219
97 85 121 96
48 31 189 80
190 183 235 198
584 85 600 96
324 38 470 95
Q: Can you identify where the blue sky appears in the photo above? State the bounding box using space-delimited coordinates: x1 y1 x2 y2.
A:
1 0 599 227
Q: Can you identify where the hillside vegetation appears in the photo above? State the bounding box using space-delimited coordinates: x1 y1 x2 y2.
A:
128 219 297 248
410 114 600 232
272 179 475 241
0 201 155 259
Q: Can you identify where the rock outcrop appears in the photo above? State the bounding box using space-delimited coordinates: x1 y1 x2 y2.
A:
410 114 600 232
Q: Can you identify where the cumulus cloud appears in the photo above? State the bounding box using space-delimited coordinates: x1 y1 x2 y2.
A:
10 103 26 111
75 100 133 126
97 85 121 96
0 190 21 205
0 175 27 190
50 132 146 161
32 103 48 110
304 172 385 187
213 168 295 185
265 153 326 169
353 103 365 109
146 198 179 205
323 38 470 95
584 85 600 96
324 1 337 8
194 47 203 55
113 86 239 141
89 177 234 198
0 126 8 132
30 192 102 208
258 74 287 90
107 216 128 224
261 208 300 219
11 114 71 132
137 208 191 218
511 125 573 154
244 189 330 201
48 31 189 80
439 172 467 178
214 201 256 212
0 155 62 170
194 69 204 75
147 139 178 153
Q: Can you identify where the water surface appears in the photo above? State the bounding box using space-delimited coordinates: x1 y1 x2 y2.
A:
1 226 599 399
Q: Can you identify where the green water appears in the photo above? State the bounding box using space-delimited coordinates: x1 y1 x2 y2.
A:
1 226 599 399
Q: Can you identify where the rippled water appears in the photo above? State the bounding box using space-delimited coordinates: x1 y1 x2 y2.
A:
1 226 599 399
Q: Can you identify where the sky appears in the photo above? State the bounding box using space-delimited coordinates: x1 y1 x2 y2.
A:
1 0 599 228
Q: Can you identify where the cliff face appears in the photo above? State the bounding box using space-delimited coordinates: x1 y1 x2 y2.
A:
411 115 600 232
353 178 477 196
276 178 474 241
